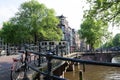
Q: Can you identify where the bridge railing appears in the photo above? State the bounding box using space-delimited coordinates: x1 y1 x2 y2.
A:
23 50 120 80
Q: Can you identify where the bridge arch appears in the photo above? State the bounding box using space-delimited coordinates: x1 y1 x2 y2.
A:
81 52 120 63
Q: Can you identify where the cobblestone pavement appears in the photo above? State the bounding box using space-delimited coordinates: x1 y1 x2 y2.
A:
0 55 19 80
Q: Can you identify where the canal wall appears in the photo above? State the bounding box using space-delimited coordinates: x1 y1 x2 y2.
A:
81 52 120 62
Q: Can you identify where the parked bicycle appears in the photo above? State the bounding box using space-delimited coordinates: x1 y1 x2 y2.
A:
33 48 56 67
33 46 47 66
10 50 31 80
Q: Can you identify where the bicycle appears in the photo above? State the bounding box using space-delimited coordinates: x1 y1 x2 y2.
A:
33 46 46 66
10 57 25 80
10 50 31 80
34 55 40 66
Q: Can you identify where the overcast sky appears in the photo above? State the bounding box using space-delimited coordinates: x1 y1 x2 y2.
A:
0 0 89 30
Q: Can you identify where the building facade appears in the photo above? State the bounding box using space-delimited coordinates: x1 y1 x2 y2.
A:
58 15 80 52
75 31 80 51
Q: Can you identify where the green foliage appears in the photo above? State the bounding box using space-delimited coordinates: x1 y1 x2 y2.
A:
0 0 62 44
103 38 113 48
103 33 120 48
86 0 120 49
79 0 116 50
78 16 109 50
1 21 32 44
112 33 120 46
86 0 120 25
39 9 62 41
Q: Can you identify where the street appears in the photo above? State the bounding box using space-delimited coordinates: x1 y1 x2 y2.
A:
0 55 19 80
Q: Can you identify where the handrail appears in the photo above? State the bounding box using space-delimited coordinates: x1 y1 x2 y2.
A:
27 64 66 80
27 50 120 67
24 50 120 80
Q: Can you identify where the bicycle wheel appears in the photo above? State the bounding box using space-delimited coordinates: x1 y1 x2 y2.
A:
11 62 25 80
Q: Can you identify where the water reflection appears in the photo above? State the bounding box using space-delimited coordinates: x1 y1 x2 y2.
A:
64 56 120 80
112 56 120 63
64 64 120 80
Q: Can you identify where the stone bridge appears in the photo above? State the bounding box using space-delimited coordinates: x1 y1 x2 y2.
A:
81 51 120 62
58 51 120 62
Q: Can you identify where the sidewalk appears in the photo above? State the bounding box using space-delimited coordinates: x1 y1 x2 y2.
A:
0 55 19 80
0 55 19 69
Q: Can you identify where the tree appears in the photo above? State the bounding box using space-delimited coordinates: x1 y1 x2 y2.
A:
0 22 31 45
0 0 62 45
102 36 113 49
79 0 115 50
112 33 120 46
85 0 120 25
39 9 62 41
78 16 108 50
102 33 120 49
16 0 62 42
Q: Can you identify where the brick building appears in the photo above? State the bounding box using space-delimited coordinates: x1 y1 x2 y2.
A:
58 15 80 52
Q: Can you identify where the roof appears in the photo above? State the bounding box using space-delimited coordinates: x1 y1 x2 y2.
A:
58 15 66 18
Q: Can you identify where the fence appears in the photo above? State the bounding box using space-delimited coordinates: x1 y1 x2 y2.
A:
22 49 120 80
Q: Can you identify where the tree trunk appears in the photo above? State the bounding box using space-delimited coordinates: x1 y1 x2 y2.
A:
90 44 94 52
34 33 38 45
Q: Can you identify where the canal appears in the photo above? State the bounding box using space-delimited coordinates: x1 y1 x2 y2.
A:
64 56 120 80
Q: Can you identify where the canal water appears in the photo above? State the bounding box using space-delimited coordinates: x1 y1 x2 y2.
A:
64 56 120 80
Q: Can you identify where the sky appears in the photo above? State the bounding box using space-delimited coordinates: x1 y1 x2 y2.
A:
0 0 89 31
0 0 119 36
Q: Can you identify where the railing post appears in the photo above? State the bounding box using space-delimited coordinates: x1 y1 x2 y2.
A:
22 50 29 80
61 46 63 57
83 63 85 72
56 45 59 56
38 44 41 67
44 53 52 80
6 43 10 56
38 55 41 67
79 70 83 80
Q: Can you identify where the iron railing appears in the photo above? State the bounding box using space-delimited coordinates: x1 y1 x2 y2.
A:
23 49 120 80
